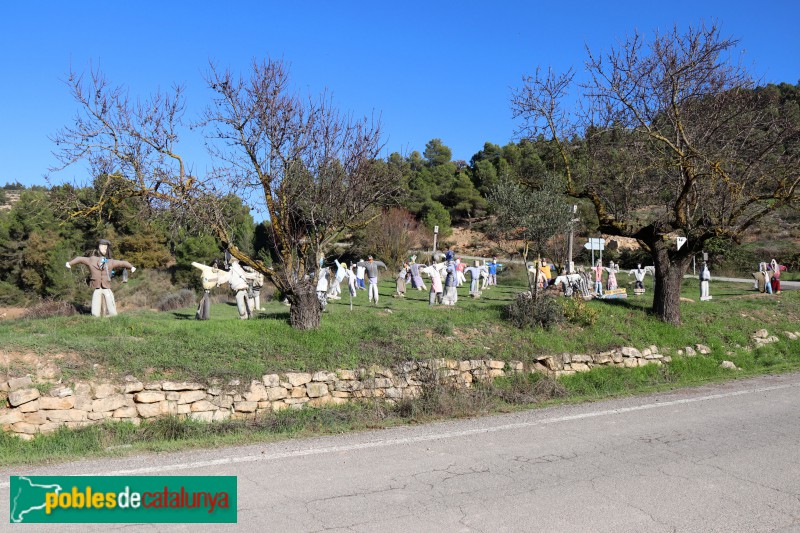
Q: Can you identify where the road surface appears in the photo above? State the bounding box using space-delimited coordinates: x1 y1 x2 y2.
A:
706 276 800 290
3 373 800 531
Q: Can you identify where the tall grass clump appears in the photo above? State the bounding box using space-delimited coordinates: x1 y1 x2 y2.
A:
504 292 564 330
157 289 197 312
23 299 80 319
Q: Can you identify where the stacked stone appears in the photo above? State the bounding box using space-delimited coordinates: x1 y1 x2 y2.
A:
1 359 528 438
677 344 711 356
534 346 673 377
10 334 800 438
752 329 779 346
130 380 233 423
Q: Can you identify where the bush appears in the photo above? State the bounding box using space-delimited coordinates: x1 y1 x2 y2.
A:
616 248 652 269
114 270 177 310
353 208 422 269
504 292 564 329
434 323 453 336
394 381 493 420
560 297 598 327
157 289 197 312
23 299 80 319
0 281 27 306
172 234 222 289
489 372 567 404
422 201 452 236
117 228 172 269
256 283 276 304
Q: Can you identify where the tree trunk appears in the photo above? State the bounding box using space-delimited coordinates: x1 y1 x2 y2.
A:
651 241 692 326
522 243 536 297
289 283 322 330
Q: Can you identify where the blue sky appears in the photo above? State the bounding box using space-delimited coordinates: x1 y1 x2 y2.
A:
2 1 798 187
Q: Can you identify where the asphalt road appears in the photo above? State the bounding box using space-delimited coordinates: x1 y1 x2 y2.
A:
4 373 800 532
709 276 800 290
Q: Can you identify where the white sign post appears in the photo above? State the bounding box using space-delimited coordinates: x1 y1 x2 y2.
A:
567 205 578 274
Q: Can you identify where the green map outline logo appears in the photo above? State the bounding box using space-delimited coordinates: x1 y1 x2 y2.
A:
10 476 63 523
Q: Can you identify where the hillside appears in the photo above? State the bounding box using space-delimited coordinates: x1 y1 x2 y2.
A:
442 208 800 276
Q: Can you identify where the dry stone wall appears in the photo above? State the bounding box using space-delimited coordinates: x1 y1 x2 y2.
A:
3 330 798 440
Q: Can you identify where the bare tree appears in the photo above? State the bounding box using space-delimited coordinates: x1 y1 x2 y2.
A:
357 207 422 269
513 23 800 325
52 58 400 329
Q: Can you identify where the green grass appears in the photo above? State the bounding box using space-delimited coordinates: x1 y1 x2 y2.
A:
0 273 798 386
3 269 798 467
0 404 393 467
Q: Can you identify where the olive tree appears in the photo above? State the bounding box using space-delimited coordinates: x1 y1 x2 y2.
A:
488 178 572 299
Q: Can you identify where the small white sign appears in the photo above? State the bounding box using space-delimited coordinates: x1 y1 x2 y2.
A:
584 238 605 251
433 226 439 234
676 237 687 250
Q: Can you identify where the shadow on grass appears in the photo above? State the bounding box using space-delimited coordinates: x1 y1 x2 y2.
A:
171 312 195 320
257 311 290 321
484 303 510 314
333 300 380 309
595 297 656 315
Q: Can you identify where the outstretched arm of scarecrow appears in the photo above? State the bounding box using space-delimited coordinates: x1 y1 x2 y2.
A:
66 256 90 269
109 259 135 273
193 261 223 289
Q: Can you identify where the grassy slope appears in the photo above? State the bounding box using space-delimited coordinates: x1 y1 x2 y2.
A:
1 271 798 385
1 272 799 466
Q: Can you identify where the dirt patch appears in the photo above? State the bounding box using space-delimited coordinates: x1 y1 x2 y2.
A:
451 326 497 343
448 227 497 256
1 350 89 382
602 235 641 251
725 293 776 301
447 227 644 258
0 307 27 320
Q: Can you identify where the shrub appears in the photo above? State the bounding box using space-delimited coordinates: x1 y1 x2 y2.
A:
172 234 222 289
393 365 493 419
0 281 27 306
394 382 493 419
256 283 276 303
490 372 567 404
504 292 564 329
157 289 197 312
560 297 599 327
23 299 80 319
434 323 453 336
117 228 172 269
115 270 177 309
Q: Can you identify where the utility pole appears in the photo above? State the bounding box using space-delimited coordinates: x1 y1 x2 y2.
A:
432 225 439 254
567 204 578 274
